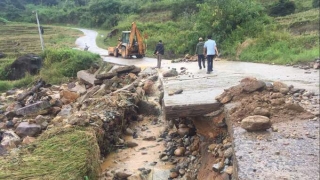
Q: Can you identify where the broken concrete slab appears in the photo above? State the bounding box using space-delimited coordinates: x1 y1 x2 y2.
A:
113 65 136 73
95 72 117 80
77 70 102 85
161 74 225 119
15 101 51 116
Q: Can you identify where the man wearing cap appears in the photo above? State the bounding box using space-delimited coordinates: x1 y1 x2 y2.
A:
204 35 219 74
195 37 205 69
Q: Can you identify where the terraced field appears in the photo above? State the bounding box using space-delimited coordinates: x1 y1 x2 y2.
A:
0 22 82 58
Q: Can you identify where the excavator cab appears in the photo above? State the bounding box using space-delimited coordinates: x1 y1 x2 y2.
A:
121 31 130 45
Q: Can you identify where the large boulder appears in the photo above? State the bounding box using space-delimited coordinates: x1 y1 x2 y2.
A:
6 54 42 80
15 122 41 137
241 115 271 132
240 77 266 93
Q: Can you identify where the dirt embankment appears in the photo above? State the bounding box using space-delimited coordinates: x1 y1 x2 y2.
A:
0 62 163 179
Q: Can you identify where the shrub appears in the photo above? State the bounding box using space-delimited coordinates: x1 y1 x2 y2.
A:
312 0 320 7
0 17 8 24
40 48 100 84
269 0 296 17
0 81 13 92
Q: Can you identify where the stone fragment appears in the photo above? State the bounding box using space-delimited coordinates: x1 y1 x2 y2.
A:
162 69 178 77
174 147 186 156
177 127 190 137
22 136 36 145
125 128 134 135
253 107 270 117
285 103 304 112
15 122 41 137
271 98 285 105
271 93 284 99
143 136 156 141
68 111 89 126
15 101 51 116
279 87 289 94
143 80 154 95
170 171 179 178
6 120 14 128
208 143 217 151
114 65 136 73
126 141 138 148
273 81 288 92
115 172 132 179
174 89 183 94
241 115 271 132
130 66 142 74
224 147 233 158
77 70 99 85
57 104 73 117
137 100 160 116
212 162 224 172
224 166 233 175
160 155 169 161
1 130 21 149
60 90 80 104
69 82 87 95
95 72 117 80
179 169 185 175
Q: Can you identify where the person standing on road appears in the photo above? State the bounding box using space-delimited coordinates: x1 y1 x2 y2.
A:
195 37 205 69
204 35 219 74
154 40 164 68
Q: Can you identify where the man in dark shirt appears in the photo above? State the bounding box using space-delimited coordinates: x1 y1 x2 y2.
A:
154 40 164 68
195 37 205 69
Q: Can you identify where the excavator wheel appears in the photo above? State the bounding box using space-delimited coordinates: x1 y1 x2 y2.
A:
121 47 127 58
114 48 119 57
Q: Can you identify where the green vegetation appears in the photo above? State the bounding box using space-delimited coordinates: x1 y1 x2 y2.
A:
0 0 319 63
0 22 99 92
40 48 100 84
0 127 100 180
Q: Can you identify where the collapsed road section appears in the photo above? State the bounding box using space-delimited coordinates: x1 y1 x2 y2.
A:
0 62 319 180
161 67 319 180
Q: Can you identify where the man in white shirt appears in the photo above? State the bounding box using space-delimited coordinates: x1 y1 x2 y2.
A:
203 35 219 74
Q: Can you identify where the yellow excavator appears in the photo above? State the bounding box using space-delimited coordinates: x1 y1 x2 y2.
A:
108 22 146 59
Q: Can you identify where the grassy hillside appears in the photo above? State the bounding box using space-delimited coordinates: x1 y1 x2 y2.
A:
0 22 81 58
0 22 99 92
239 8 319 64
0 0 319 63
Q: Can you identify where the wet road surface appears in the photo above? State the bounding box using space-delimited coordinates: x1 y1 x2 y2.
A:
75 28 320 180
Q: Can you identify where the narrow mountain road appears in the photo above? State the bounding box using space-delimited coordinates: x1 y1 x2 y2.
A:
75 28 319 102
75 28 319 180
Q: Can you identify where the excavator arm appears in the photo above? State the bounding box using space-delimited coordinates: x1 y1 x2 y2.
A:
128 22 145 55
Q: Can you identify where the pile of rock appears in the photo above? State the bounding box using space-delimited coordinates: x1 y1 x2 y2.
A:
216 77 317 131
0 63 160 157
171 54 198 63
158 118 201 179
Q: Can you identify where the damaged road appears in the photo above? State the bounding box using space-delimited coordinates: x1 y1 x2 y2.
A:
0 28 318 180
